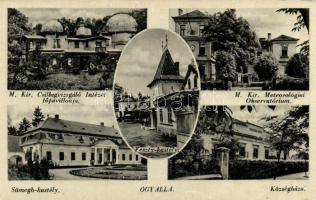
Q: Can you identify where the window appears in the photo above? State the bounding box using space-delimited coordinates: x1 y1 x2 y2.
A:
194 75 198 88
199 25 205 36
187 79 191 89
53 39 60 48
199 43 206 56
74 41 79 48
91 153 95 160
180 25 186 36
159 109 163 123
253 147 259 159
129 154 132 161
136 155 139 161
59 152 64 161
71 152 76 160
82 152 86 161
199 64 206 80
281 44 288 57
168 108 172 124
96 41 102 47
122 154 126 161
239 147 246 158
46 151 52 161
36 41 41 48
85 41 89 48
265 148 269 159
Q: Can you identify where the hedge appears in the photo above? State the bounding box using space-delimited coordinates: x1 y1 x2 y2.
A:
229 160 308 179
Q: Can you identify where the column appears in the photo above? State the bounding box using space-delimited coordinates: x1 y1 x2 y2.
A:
101 148 104 165
116 149 119 164
94 147 97 165
110 148 113 162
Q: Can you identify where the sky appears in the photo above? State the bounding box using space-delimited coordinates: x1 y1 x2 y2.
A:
229 105 292 127
114 29 195 96
169 8 309 47
8 104 115 128
19 8 140 27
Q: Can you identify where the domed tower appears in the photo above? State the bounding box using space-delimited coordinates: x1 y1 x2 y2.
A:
41 20 66 50
106 13 138 52
76 23 92 38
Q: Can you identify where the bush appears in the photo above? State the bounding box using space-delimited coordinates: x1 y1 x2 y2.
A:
273 78 309 90
254 53 278 81
286 53 309 78
229 160 308 179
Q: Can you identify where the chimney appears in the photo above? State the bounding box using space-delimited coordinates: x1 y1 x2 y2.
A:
178 9 183 16
268 33 271 41
55 114 59 119
100 122 104 126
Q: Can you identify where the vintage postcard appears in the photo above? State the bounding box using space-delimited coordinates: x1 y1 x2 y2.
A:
0 0 315 200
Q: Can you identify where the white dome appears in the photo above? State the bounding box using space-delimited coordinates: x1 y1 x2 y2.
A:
106 13 137 33
41 20 63 33
76 24 92 37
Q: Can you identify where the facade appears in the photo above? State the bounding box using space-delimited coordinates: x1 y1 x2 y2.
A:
172 9 300 88
8 135 25 166
18 114 143 167
146 43 199 147
172 10 216 90
22 13 137 71
201 118 286 160
259 34 299 77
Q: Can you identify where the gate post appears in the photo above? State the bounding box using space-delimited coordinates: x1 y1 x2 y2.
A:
217 147 230 180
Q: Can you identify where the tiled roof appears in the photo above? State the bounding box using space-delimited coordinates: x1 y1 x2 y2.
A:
271 35 299 42
147 49 184 87
8 135 23 153
173 10 209 19
23 117 120 138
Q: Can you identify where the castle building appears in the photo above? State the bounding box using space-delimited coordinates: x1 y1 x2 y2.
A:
22 13 137 71
146 41 199 147
17 115 143 166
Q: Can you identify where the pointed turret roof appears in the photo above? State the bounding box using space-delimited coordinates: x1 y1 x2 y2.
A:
147 48 184 88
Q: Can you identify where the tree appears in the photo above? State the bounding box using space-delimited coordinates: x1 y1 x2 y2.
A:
8 126 18 135
285 53 309 78
130 9 147 33
33 23 42 35
254 53 278 81
18 117 31 133
215 51 236 89
8 8 31 88
32 106 45 127
277 9 309 56
203 9 260 73
266 106 309 161
28 46 48 80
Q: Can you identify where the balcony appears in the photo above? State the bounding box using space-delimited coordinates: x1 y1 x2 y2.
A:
95 47 106 53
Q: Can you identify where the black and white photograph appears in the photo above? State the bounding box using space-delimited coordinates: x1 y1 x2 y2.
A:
170 8 309 90
8 104 147 180
168 105 309 180
114 29 200 158
8 8 147 90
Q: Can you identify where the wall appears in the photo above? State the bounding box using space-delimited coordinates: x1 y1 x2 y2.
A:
156 107 177 136
152 81 183 98
116 149 142 165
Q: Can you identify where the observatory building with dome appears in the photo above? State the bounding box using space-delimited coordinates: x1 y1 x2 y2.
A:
22 13 138 71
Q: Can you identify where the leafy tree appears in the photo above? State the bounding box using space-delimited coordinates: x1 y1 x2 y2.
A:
129 9 147 32
215 51 236 89
254 53 278 81
203 9 260 73
32 106 45 127
285 53 309 78
266 106 309 161
28 46 48 80
8 126 18 135
33 23 42 35
18 117 31 133
8 8 31 88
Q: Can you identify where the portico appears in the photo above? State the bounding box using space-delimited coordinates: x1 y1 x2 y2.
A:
92 140 119 165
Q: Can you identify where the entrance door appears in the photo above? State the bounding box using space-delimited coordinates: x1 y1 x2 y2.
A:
112 150 116 164
99 153 102 164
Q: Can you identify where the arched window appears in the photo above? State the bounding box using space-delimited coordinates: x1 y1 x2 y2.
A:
194 75 198 88
187 79 191 89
